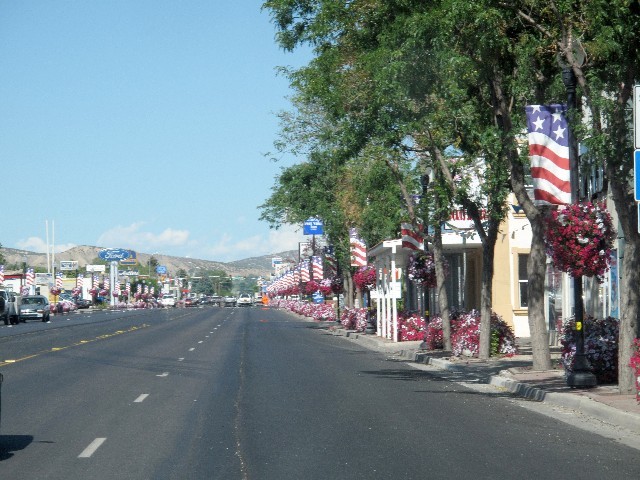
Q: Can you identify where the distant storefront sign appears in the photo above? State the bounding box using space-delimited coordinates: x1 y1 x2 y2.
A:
98 248 131 261
59 260 78 271
35 273 53 285
86 264 106 273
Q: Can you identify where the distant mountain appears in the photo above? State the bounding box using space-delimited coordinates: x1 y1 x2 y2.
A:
0 245 299 279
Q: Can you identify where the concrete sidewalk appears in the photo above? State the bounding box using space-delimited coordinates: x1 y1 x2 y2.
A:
322 323 640 434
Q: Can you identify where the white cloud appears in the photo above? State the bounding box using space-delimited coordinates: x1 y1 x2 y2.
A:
97 222 190 252
196 224 304 262
16 236 77 253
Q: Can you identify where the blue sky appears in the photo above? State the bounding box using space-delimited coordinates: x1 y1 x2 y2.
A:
0 1 311 262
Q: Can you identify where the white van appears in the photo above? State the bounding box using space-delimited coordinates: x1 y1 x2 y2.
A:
161 294 176 308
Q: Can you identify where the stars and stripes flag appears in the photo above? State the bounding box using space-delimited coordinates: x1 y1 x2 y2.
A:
103 276 110 291
525 104 571 205
349 228 367 267
137 283 142 294
311 256 323 280
93 274 99 289
126 280 131 294
114 281 121 296
401 222 425 251
0 265 4 284
25 268 35 287
76 274 84 289
300 260 310 283
56 271 63 289
323 246 337 276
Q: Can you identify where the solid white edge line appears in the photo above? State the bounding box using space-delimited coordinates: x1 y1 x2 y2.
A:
134 394 149 403
78 437 107 458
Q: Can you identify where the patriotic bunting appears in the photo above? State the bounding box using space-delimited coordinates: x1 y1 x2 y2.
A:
525 104 571 205
401 223 425 251
312 256 323 280
349 228 367 267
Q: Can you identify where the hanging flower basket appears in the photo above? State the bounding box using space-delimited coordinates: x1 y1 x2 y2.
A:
50 288 61 296
544 202 615 281
353 266 376 290
407 251 440 288
331 276 344 294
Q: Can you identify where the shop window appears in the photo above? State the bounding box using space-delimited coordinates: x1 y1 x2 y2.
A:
518 254 529 308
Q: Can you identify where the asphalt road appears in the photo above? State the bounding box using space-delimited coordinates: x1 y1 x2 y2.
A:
1 305 640 479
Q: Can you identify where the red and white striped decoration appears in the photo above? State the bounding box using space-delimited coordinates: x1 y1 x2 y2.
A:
312 256 323 280
76 274 84 289
349 228 367 267
56 271 63 289
25 268 35 287
126 280 131 294
103 276 110 291
401 223 425 251
300 260 310 283
0 265 4 284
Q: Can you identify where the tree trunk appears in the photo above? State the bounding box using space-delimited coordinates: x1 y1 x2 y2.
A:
478 237 495 359
433 227 452 351
618 240 640 392
528 213 552 370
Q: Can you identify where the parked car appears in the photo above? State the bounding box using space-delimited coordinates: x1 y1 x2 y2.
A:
223 295 236 307
19 295 51 322
74 297 92 309
184 297 199 307
237 293 253 307
161 294 176 308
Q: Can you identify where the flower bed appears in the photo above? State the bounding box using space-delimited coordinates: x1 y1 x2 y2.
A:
397 312 427 341
558 316 619 383
340 307 368 331
424 310 517 356
629 339 640 403
271 299 337 322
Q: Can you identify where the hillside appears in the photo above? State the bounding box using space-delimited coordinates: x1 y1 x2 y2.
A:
0 245 299 279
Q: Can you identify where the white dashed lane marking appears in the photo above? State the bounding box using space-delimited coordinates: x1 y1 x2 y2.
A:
189 348 195 351
78 438 106 458
156 372 169 377
134 394 149 403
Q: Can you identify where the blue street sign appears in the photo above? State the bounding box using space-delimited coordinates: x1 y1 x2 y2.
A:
303 217 324 235
156 265 167 275
635 150 640 202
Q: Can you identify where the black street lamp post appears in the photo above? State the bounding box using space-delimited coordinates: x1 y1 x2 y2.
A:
563 65 596 387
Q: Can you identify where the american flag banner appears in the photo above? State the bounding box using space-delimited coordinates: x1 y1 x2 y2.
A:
525 104 571 205
293 266 300 284
312 256 323 279
401 222 425 251
103 276 110 291
137 283 142 294
76 274 84 289
144 285 149 295
25 268 35 287
349 228 367 267
0 265 4 284
93 274 99 289
56 271 63 289
300 260 310 283
150 287 155 295
114 282 121 296
323 246 337 276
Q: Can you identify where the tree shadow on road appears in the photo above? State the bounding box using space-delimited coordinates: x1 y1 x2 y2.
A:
0 435 34 461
